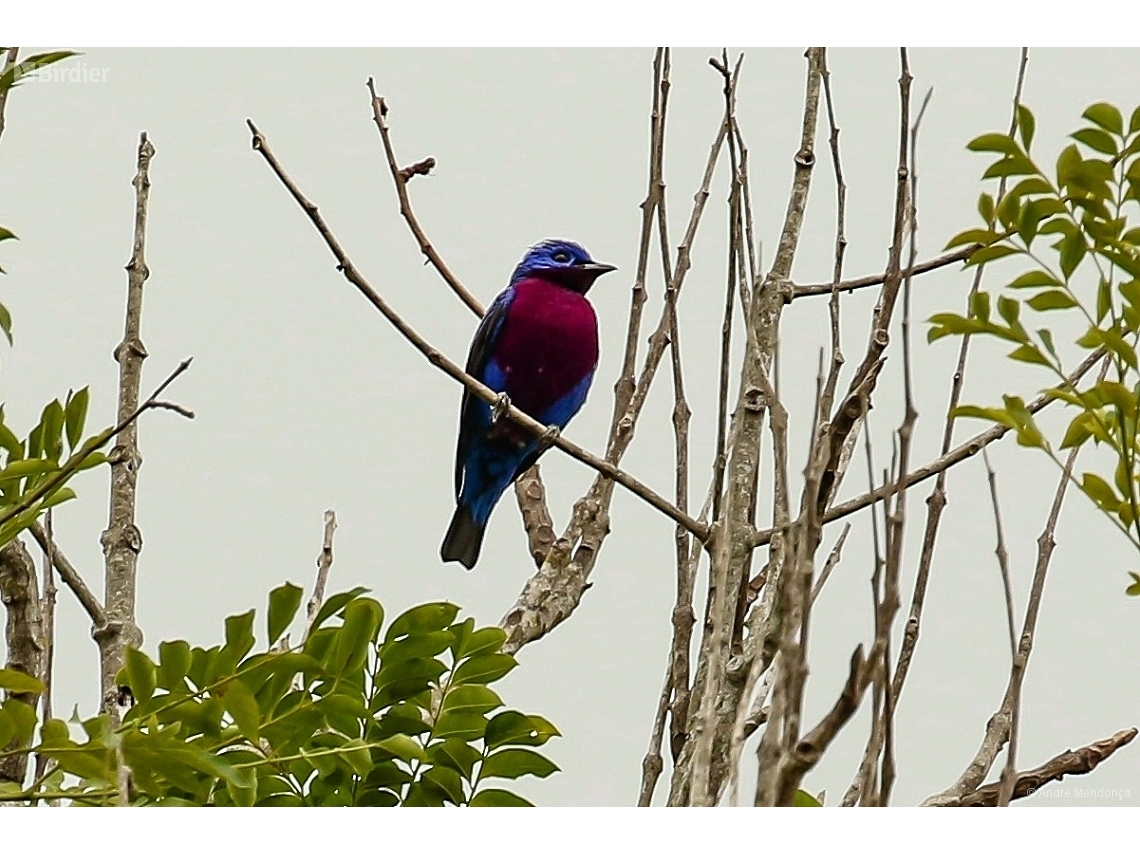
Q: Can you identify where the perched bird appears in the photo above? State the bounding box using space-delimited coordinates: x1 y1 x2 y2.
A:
441 239 616 569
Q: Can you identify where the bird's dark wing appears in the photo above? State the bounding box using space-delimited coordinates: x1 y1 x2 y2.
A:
455 287 516 498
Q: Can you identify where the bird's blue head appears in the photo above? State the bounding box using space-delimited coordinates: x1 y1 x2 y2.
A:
509 238 617 293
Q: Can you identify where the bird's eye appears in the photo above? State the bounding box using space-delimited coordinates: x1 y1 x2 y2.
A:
552 250 572 263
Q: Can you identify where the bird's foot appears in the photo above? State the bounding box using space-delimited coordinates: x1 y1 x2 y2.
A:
540 425 561 449
491 392 512 424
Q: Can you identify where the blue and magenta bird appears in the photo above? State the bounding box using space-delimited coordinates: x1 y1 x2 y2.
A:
441 239 616 569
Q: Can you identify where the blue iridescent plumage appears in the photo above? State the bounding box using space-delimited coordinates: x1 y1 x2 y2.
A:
441 239 616 569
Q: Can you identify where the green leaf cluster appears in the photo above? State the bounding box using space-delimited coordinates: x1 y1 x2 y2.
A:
0 389 108 546
932 102 1140 593
3 586 559 806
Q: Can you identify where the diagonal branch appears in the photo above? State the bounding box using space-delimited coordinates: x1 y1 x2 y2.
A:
750 345 1105 549
27 521 106 628
247 119 707 543
942 727 1137 807
365 82 558 568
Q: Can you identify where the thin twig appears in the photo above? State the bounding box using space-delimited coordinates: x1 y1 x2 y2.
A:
247 119 708 544
365 80 481 317
981 449 1017 659
924 442 1080 806
27 522 106 628
304 510 337 640
33 509 57 788
791 246 974 299
890 47 1030 710
750 345 1105 549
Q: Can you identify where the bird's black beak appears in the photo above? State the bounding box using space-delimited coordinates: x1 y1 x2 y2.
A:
548 261 616 293
579 262 617 276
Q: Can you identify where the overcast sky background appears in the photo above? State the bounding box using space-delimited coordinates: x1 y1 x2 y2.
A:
2 47 1139 806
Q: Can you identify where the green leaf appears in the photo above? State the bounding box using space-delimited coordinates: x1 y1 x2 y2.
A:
1081 472 1119 510
440 685 503 718
1126 571 1140 596
421 765 466 804
310 586 370 632
1083 102 1123 135
951 405 1016 429
485 711 560 749
221 610 256 670
0 709 15 749
158 640 192 690
1072 127 1118 155
375 733 426 764
384 602 459 643
1003 395 1047 448
125 647 157 703
63 387 89 450
1 698 38 746
0 667 44 695
458 627 507 659
334 598 383 675
267 582 303 646
1097 381 1137 417
793 789 823 807
997 295 1020 327
1017 104 1035 150
971 290 991 323
984 157 1036 180
381 630 454 666
1060 413 1094 449
944 227 997 250
1097 278 1113 323
221 679 261 743
452 653 517 686
1026 290 1078 311
1058 231 1087 279
479 747 558 780
373 657 447 706
427 739 481 780
1008 270 1061 290
0 301 12 344
1007 344 1051 367
432 711 487 741
968 133 1023 156
965 243 1019 267
469 788 533 807
978 192 995 224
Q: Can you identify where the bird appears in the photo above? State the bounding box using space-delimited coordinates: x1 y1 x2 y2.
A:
440 239 616 569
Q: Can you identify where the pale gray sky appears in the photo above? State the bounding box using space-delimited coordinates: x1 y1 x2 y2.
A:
2 48 1138 806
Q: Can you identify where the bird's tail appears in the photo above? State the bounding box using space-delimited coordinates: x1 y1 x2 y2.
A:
440 504 485 570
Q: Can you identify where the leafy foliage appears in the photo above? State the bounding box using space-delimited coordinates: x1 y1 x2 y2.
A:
0 586 559 806
0 390 108 546
931 102 1140 592
0 49 107 548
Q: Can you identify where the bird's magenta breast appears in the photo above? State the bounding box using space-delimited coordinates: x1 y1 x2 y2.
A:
493 277 599 417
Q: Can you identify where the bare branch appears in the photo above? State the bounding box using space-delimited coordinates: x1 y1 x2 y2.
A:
750 346 1105 549
791 245 974 299
366 80 481 317
304 510 338 640
28 524 105 632
365 81 556 568
890 47 1030 710
33 510 57 787
247 119 708 544
500 58 732 656
98 131 155 720
944 728 1137 807
924 442 1080 806
0 537 43 785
